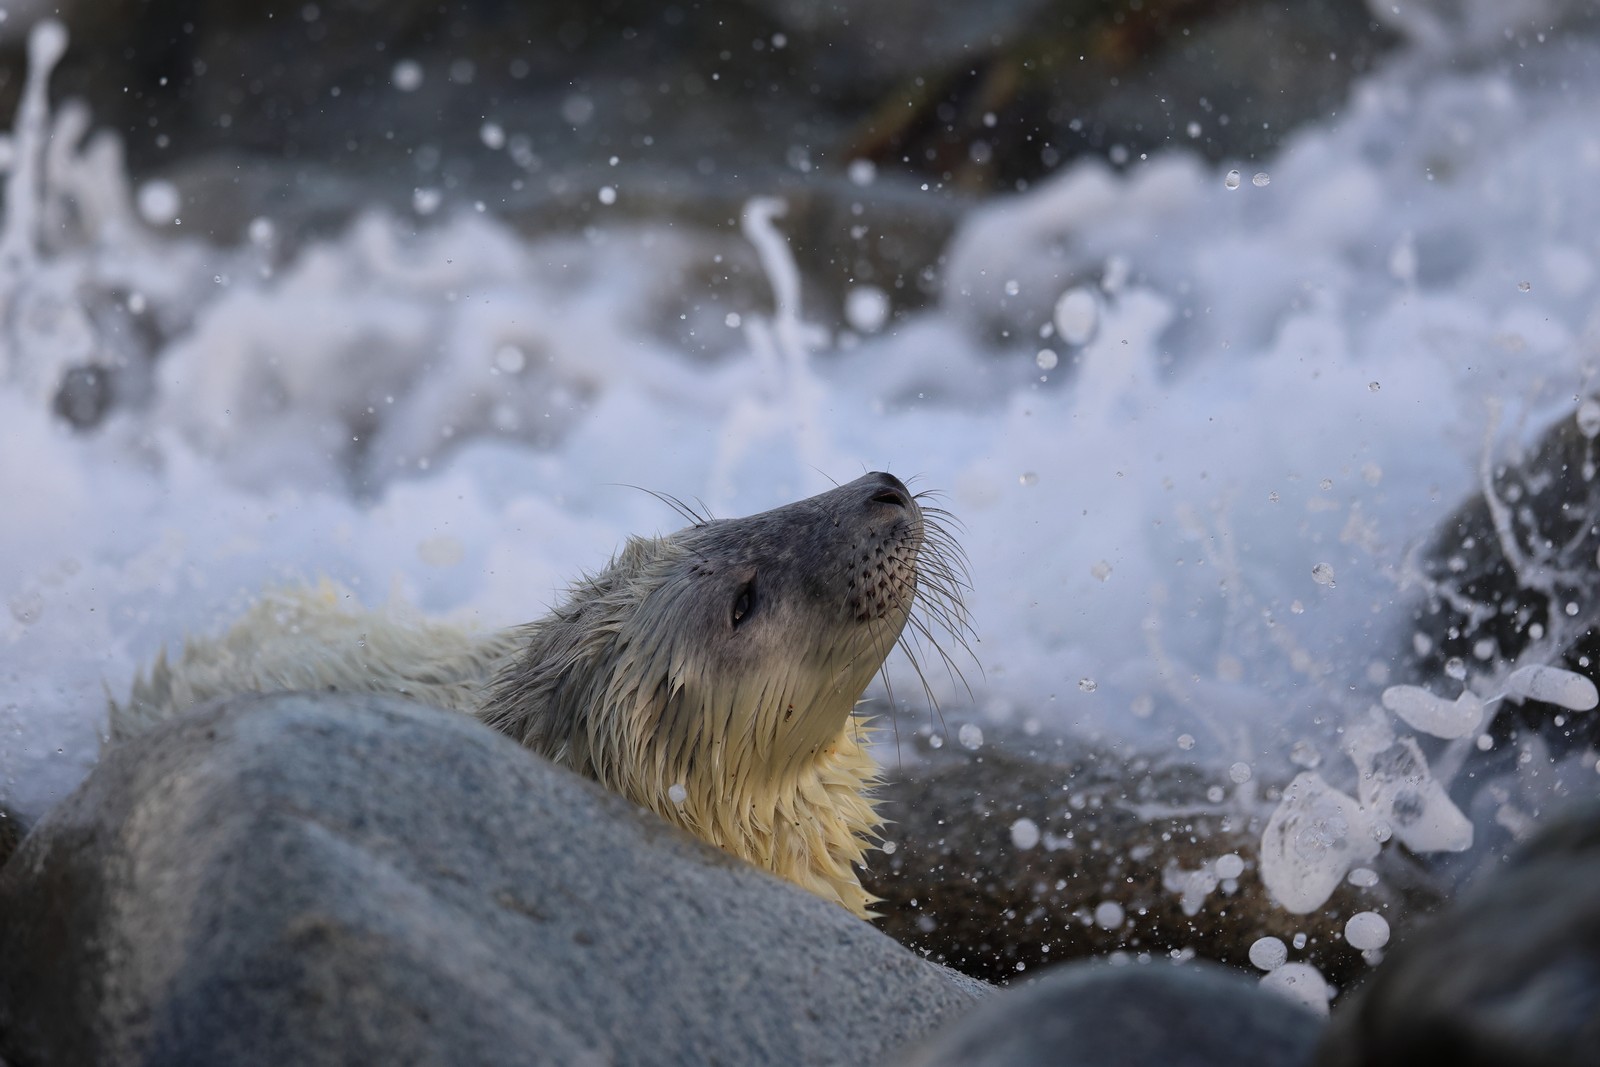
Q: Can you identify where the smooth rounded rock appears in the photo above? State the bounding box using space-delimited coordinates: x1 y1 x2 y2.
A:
889 958 1322 1067
0 692 980 1067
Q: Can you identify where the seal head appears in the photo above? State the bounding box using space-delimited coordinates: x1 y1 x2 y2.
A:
481 472 948 915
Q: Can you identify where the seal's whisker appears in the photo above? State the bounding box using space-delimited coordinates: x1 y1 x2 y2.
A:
617 484 716 527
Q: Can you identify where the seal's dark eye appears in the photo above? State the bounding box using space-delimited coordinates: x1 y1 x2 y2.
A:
732 580 756 628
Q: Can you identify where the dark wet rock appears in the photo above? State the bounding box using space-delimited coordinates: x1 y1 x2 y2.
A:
890 957 1322 1067
0 810 19 871
863 735 1445 991
1405 401 1600 754
1314 801 1600 1067
0 691 980 1067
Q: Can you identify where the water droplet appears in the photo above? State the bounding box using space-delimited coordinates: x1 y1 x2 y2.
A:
1311 562 1335 587
1577 400 1600 439
247 217 276 246
958 723 984 750
1444 657 1467 680
1249 936 1287 971
392 59 424 92
1091 560 1113 582
1368 381 1381 392
494 345 526 374
1252 171 1271 187
845 286 890 333
479 121 506 150
1292 933 1307 950
1262 741 1313 787
1053 286 1099 345
1078 678 1097 693
1517 280 1532 293
1186 121 1202 138
412 187 442 215
1229 761 1253 783
1224 169 1242 190
1348 866 1379 887
1094 901 1125 929
136 180 181 226
1035 348 1059 371
1177 733 1196 751
597 185 617 205
1018 471 1039 487
1344 911 1390 951
1010 817 1041 849
881 839 898 854
1215 853 1245 879
927 733 944 749
847 159 876 187
1003 279 1020 297
667 783 688 805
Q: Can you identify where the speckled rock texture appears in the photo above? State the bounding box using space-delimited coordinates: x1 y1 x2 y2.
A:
0 692 981 1067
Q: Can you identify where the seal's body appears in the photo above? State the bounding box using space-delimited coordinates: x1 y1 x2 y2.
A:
113 472 964 917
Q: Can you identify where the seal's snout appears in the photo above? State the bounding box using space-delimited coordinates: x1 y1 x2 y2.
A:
863 471 913 511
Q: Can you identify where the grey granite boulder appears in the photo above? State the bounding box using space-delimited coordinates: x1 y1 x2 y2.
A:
1314 801 1600 1067
889 958 1322 1067
0 692 981 1067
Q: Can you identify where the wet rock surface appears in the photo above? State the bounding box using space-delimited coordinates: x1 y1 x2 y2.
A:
1313 801 1600 1067
890 958 1323 1067
0 692 980 1067
863 735 1445 991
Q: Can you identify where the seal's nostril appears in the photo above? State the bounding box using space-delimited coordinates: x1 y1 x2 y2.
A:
866 472 912 509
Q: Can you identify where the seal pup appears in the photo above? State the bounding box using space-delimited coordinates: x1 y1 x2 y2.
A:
112 472 970 917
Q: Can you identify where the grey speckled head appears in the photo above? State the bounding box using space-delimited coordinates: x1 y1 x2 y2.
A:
482 472 969 794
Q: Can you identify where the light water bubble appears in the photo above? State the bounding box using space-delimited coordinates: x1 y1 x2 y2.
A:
1577 399 1600 439
493 345 526 374
1248 936 1287 971
1344 911 1390 950
391 59 424 92
1018 471 1039 487
1093 901 1125 929
1186 121 1202 138
1290 741 1321 768
847 159 876 186
1010 817 1041 850
1444 657 1467 680
1348 866 1379 887
136 180 181 226
247 217 275 246
1517 280 1532 292
667 783 688 805
1224 169 1242 190
1228 761 1252 783
1078 678 1097 693
1252 172 1271 187
1311 562 1335 587
597 185 617 205
412 187 442 215
845 286 890 333
1053 286 1098 345
958 723 984 750
1215 853 1245 879
1035 348 1058 371
1090 560 1112 581
479 121 506 150
1177 733 1195 751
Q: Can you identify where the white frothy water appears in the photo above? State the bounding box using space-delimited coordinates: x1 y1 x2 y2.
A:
2 16 1598 959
